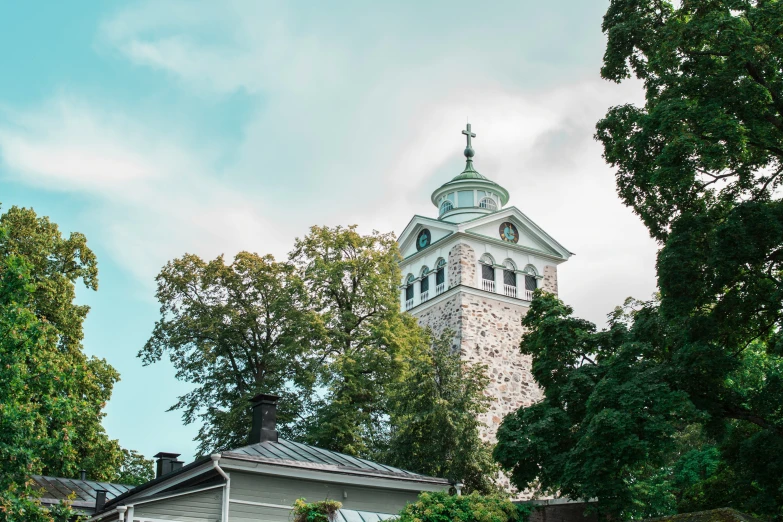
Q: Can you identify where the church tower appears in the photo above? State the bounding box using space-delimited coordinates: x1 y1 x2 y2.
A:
397 124 572 442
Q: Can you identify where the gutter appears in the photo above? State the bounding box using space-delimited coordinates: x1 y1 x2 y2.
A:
211 454 231 522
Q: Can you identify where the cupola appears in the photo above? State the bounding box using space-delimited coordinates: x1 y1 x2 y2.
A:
431 123 510 223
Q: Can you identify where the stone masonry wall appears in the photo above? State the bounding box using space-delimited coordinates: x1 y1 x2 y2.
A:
456 293 541 442
415 293 462 350
448 243 476 287
414 243 545 443
542 265 558 294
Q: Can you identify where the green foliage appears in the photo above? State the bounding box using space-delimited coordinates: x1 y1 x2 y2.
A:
290 225 422 457
292 498 342 522
0 205 134 481
397 491 518 522
0 205 151 518
144 225 426 460
515 503 535 522
494 0 783 517
386 329 499 494
494 292 783 518
115 449 155 486
597 0 783 242
140 251 317 455
0 483 84 522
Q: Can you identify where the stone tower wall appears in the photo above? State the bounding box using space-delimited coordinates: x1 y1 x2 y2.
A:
412 243 556 443
542 265 558 294
448 243 476 287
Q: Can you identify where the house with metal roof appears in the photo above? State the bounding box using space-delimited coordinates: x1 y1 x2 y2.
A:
30 473 134 515
90 394 451 522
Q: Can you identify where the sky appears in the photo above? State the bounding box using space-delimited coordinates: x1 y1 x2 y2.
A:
0 1 658 464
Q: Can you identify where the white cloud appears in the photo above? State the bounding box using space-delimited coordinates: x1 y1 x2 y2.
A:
1 0 658 327
0 99 282 288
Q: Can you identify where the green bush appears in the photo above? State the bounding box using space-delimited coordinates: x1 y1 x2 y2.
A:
292 498 343 522
398 491 518 522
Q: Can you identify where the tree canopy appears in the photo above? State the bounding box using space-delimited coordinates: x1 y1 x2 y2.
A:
0 206 151 519
140 251 317 455
289 225 424 457
386 330 499 495
144 225 427 459
397 491 519 522
497 1 783 518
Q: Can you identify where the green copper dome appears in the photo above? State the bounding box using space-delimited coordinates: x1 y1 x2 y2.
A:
430 124 510 222
451 159 488 180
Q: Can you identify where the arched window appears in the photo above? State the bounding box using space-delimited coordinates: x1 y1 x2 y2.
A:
440 200 453 215
523 265 537 298
502 259 517 298
479 197 497 211
479 254 495 292
420 267 430 301
435 258 446 294
404 274 415 309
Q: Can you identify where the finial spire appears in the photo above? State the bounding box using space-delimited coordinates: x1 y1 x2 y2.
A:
462 123 476 158
461 123 477 173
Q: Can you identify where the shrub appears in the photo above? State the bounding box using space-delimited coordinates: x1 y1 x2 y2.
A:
292 498 343 522
398 491 518 522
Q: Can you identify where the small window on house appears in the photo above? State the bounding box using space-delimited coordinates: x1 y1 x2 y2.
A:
440 201 453 215
479 197 497 211
525 275 537 291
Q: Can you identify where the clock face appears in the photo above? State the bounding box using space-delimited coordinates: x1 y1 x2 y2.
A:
416 229 432 251
499 222 520 243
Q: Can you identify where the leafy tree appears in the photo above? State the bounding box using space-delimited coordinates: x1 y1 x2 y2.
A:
115 449 155 486
290 225 423 457
0 206 130 481
494 291 783 519
0 251 87 521
0 206 97 352
140 252 317 455
398 491 518 522
386 330 499 494
494 1 783 518
597 0 783 242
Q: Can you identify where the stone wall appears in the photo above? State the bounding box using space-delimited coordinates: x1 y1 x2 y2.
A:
448 243 475 287
542 265 558 294
413 293 541 442
413 243 561 496
456 293 540 442
415 293 462 350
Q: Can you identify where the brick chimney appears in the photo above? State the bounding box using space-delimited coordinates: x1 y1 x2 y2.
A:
249 394 279 444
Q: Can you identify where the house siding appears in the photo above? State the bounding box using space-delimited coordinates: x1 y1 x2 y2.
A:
228 471 420 521
132 488 223 522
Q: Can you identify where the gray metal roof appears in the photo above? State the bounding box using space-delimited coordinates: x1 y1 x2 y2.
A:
30 475 134 511
223 438 448 484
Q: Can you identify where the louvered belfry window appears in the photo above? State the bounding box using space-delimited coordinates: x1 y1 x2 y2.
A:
420 276 429 294
405 284 414 301
436 266 445 286
482 264 494 281
525 275 537 291
504 270 516 287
